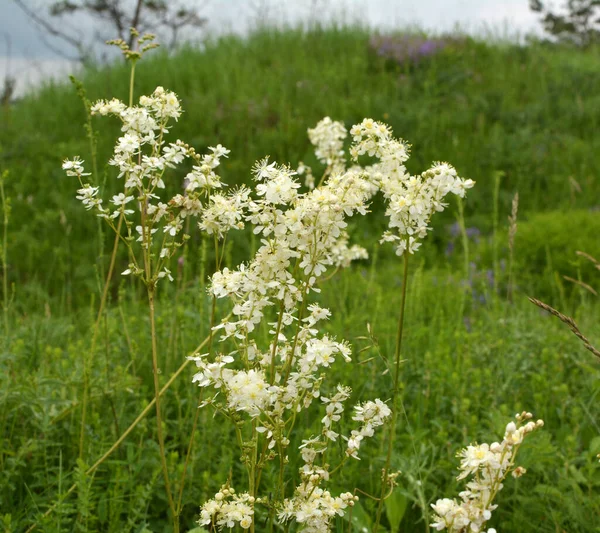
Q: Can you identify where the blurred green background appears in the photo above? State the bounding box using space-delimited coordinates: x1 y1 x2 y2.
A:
0 24 599 533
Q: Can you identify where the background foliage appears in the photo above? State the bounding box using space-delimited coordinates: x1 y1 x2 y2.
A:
0 25 599 532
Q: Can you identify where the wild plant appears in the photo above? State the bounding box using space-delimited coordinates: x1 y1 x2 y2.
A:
61 34 544 533
192 149 385 531
66 30 161 460
62 30 239 531
347 119 476 531
430 412 544 533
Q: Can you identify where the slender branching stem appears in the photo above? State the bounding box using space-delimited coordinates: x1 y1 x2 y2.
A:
373 252 409 533
148 286 178 531
129 60 137 108
176 236 222 519
0 173 9 346
78 214 124 458
269 302 285 384
79 49 138 459
249 419 258 533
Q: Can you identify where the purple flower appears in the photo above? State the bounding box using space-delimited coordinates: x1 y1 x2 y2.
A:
369 34 464 66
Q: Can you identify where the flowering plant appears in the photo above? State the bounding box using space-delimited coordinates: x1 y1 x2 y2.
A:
62 33 542 533
431 413 544 533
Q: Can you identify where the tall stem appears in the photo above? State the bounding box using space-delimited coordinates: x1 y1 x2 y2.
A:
249 420 258 533
79 51 137 459
129 60 137 108
148 286 178 531
0 174 9 346
176 237 221 518
373 252 409 532
78 214 124 458
269 302 285 384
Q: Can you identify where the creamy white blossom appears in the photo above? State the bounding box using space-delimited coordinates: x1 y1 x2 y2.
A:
350 118 475 256
431 413 543 532
65 86 245 287
308 116 348 172
199 485 255 531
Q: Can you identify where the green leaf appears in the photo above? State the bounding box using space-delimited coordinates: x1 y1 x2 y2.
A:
589 436 600 455
344 501 372 532
385 490 408 532
187 528 210 533
569 464 588 484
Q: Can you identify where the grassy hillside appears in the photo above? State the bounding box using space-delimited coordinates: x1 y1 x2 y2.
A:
1 26 599 533
1 26 599 304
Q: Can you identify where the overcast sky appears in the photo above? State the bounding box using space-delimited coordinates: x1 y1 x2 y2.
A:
0 0 542 96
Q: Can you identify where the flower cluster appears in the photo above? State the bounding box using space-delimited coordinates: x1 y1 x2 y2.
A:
307 116 348 172
67 90 478 531
350 118 475 255
202 158 374 343
199 485 255 530
63 87 242 287
321 384 351 441
190 119 396 531
190 113 473 531
346 399 392 459
279 483 358 533
430 412 544 532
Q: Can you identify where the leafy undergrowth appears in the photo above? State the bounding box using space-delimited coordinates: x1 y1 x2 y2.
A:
1 24 599 533
1 262 599 531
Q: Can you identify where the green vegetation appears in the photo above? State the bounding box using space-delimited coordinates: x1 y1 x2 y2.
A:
0 26 599 532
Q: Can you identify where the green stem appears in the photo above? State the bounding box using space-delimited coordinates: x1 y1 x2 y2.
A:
79 49 137 459
373 252 409 533
269 302 285 384
78 215 124 458
129 60 137 108
249 420 258 533
176 236 221 521
0 174 9 346
148 287 178 532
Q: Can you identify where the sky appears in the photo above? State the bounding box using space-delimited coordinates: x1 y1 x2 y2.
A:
0 0 543 97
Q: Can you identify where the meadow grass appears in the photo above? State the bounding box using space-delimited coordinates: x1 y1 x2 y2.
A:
2 262 599 531
0 25 599 532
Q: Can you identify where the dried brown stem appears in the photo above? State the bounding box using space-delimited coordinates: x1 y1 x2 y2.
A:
529 297 600 360
562 275 597 296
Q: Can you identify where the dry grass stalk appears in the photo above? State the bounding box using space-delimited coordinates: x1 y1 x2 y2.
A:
507 192 519 302
568 176 582 194
529 296 600 360
508 192 519 253
562 275 598 296
576 250 600 270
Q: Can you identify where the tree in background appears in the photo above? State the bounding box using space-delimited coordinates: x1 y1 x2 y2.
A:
1 35 16 107
530 0 600 46
13 0 208 63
